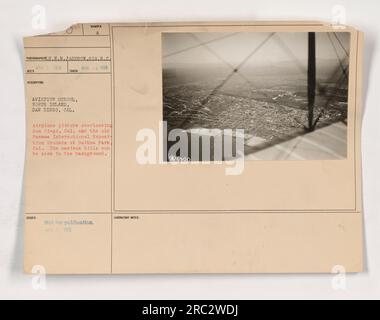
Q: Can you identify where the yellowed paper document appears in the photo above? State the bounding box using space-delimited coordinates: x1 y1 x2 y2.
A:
23 21 363 274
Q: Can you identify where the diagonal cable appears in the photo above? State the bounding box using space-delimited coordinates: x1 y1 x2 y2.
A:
177 32 276 128
189 33 256 87
327 33 348 79
272 33 308 74
323 64 349 109
333 32 349 58
199 32 275 107
163 33 239 58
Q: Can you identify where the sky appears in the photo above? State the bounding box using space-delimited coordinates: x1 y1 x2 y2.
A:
162 32 350 68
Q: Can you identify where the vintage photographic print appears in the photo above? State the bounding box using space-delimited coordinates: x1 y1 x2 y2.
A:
162 32 350 161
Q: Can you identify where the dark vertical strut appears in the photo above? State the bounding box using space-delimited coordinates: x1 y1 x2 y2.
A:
307 32 317 131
